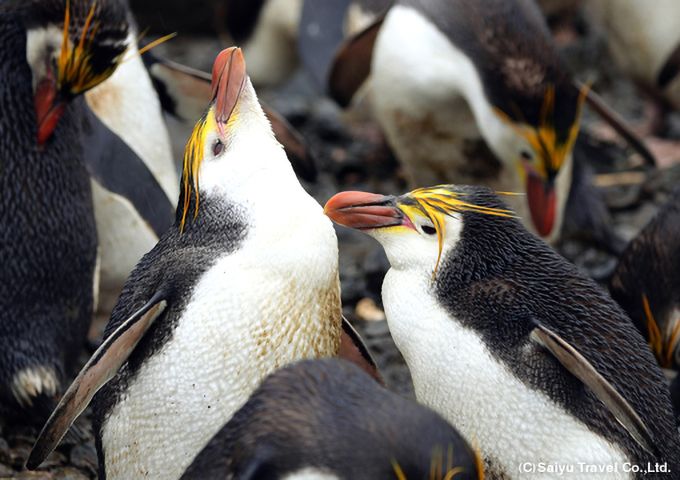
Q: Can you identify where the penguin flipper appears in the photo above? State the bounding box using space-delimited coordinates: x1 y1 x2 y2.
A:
339 316 385 386
530 324 659 457
574 79 657 168
658 41 680 89
143 53 317 182
26 295 168 470
327 12 386 108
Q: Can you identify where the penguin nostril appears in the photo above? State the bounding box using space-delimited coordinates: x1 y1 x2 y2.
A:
422 225 436 235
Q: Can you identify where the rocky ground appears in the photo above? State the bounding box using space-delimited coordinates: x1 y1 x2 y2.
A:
2 5 680 479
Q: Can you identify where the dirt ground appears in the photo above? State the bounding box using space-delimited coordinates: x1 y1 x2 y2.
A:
2 4 680 478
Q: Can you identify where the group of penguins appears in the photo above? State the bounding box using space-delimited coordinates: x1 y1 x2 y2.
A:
1 0 680 478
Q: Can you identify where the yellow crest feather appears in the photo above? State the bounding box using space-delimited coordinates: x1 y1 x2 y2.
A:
180 111 215 232
494 83 589 179
403 187 516 280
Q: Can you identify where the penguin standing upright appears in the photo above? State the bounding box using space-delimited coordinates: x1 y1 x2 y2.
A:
27 47 343 479
0 0 134 423
182 358 481 480
328 0 653 245
325 185 680 478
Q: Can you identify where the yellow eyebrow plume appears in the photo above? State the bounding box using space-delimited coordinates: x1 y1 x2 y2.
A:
405 186 516 279
180 111 215 232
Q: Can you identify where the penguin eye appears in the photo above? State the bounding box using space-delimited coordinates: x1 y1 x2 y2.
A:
421 225 437 235
213 140 223 156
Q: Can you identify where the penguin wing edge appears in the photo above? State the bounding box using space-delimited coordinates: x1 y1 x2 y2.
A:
26 293 168 470
327 12 386 108
657 41 680 89
574 79 657 168
530 323 659 458
339 316 385 386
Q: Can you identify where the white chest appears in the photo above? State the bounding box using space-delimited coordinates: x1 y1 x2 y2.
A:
102 239 341 479
382 268 630 479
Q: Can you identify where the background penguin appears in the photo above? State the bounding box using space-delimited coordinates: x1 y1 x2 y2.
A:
586 0 680 122
22 0 179 316
327 0 655 245
0 0 136 424
182 358 481 480
609 186 680 380
324 185 680 478
27 47 348 479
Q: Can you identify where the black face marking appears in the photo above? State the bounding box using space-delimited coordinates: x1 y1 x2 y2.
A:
429 186 680 469
91 195 249 478
520 150 532 161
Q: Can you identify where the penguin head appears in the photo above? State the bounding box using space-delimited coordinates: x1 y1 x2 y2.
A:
178 47 293 233
324 185 516 278
487 84 587 240
22 0 130 145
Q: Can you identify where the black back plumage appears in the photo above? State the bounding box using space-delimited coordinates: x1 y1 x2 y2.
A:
0 10 97 423
91 193 248 478
431 186 680 474
182 358 480 480
609 185 680 370
401 0 579 142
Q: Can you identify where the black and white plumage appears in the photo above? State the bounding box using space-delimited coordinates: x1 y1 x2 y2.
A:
0 0 133 424
182 358 481 480
27 47 343 479
325 185 680 479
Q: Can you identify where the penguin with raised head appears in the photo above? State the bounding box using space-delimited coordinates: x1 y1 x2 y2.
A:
182 358 481 480
0 0 139 424
609 186 680 373
325 185 680 478
328 0 655 245
26 47 349 479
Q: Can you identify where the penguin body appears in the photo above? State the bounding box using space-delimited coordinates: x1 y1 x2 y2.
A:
84 32 178 308
25 0 178 313
182 358 480 480
27 48 342 479
367 0 581 243
0 0 132 423
325 186 680 478
609 185 680 372
586 0 680 110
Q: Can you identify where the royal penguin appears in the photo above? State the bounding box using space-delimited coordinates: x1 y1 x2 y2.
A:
324 185 680 478
25 47 378 479
609 186 680 374
182 358 481 480
328 0 655 245
22 0 179 313
0 0 137 424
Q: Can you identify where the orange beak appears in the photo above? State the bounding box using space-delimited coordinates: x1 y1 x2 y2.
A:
34 80 68 146
324 191 409 230
211 47 246 126
525 167 556 238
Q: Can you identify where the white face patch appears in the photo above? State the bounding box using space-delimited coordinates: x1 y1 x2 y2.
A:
282 468 341 480
26 25 64 92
